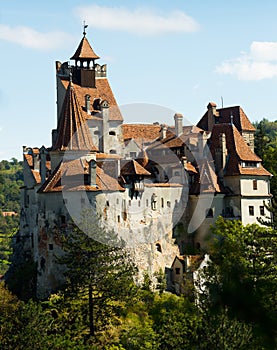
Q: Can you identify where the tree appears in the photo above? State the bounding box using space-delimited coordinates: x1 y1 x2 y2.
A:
200 217 277 349
57 213 137 339
257 198 277 229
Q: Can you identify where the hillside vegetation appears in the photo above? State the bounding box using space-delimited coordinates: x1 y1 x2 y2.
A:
0 158 23 274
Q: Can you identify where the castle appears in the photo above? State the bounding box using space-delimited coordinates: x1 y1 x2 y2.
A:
14 31 272 298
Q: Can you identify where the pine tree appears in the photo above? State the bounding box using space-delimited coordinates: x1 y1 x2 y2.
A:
57 211 137 338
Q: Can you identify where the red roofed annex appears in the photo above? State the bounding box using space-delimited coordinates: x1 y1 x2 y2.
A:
12 30 272 298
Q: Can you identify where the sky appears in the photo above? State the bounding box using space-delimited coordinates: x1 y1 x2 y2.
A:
1 0 277 160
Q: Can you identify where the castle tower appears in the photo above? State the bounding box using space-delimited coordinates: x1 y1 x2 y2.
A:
70 27 100 88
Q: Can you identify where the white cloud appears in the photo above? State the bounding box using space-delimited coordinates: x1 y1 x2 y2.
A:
0 24 72 50
216 41 277 80
75 5 200 36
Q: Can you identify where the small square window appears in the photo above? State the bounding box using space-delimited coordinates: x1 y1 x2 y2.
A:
130 152 136 158
249 206 254 216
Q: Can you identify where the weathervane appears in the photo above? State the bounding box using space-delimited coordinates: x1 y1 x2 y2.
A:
83 20 88 36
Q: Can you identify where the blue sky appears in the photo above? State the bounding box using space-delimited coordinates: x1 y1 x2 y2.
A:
1 1 277 160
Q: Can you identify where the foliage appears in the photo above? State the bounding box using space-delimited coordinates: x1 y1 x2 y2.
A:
0 159 23 274
57 214 137 338
254 118 277 198
258 198 277 229
200 217 277 349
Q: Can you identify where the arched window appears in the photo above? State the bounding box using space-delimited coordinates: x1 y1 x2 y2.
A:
206 208 214 218
156 243 162 253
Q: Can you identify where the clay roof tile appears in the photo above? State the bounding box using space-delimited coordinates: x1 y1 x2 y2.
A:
70 36 100 60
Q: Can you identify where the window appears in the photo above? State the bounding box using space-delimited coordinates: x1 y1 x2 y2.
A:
94 130 100 135
109 131 116 136
130 152 136 158
253 180 258 190
175 268 180 275
249 206 254 216
260 206 265 216
61 215 66 224
110 149 116 154
49 244 53 251
106 200 109 207
116 198 119 205
138 200 141 207
156 243 162 252
146 199 149 207
206 208 214 218
161 198 164 208
167 201 171 208
117 215 120 223
129 200 131 206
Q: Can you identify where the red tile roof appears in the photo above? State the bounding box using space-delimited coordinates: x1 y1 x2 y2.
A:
61 78 123 121
121 159 151 176
210 124 271 176
197 105 256 132
39 158 124 193
70 36 100 60
190 160 222 194
53 82 97 152
122 124 161 143
185 162 197 174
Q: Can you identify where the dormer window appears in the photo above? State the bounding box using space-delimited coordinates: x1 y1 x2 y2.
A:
242 162 259 168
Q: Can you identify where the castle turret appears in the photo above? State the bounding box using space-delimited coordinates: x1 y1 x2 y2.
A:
70 26 100 88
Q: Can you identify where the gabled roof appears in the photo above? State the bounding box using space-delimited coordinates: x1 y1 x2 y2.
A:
190 160 222 194
24 150 51 185
121 159 151 176
39 158 124 193
60 78 123 121
197 105 256 132
210 124 271 176
53 82 97 152
70 36 100 60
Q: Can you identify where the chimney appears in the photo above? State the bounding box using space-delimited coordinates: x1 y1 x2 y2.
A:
198 131 211 159
39 146 47 183
33 152 39 171
220 133 227 174
207 102 217 131
89 159 97 186
174 113 183 136
101 100 109 153
160 124 167 139
85 94 91 114
181 156 187 169
215 133 227 178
